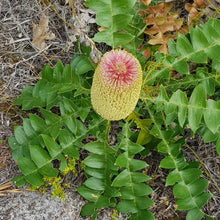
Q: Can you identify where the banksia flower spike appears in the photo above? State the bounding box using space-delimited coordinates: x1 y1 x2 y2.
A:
91 50 142 121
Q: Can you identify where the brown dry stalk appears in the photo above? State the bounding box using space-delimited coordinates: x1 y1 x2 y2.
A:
185 144 220 191
0 182 21 196
68 0 77 17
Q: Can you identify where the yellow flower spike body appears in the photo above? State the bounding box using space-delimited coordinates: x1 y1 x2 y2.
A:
91 50 142 121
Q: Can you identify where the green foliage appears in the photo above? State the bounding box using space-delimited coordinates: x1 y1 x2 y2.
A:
85 0 144 49
144 19 220 85
147 107 212 219
9 56 105 187
8 4 220 219
113 122 154 219
78 139 117 218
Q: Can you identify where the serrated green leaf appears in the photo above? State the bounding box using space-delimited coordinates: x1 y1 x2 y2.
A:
129 158 147 171
77 185 100 202
119 139 144 155
136 196 154 209
86 0 136 48
93 29 113 45
58 129 79 158
196 68 215 96
41 65 53 81
29 145 51 167
32 80 50 103
14 126 28 145
8 136 19 151
53 60 63 82
112 169 130 187
204 100 220 134
85 167 105 179
186 208 204 220
191 27 209 50
23 118 37 138
137 129 152 145
198 127 218 143
29 114 47 133
113 14 132 31
115 153 128 168
28 145 58 177
56 154 67 171
115 154 147 171
83 142 105 155
39 163 58 177
71 55 94 75
206 45 220 61
133 183 153 196
25 173 43 187
176 34 193 56
119 183 152 199
166 170 181 186
113 32 134 47
168 39 177 56
190 50 208 63
94 196 112 208
80 202 96 216
117 196 153 213
166 168 202 186
117 200 137 213
40 108 61 125
127 115 153 146
173 58 189 74
41 134 61 157
84 177 105 191
173 183 190 198
64 115 77 134
119 187 135 200
188 179 209 197
157 142 180 156
129 210 154 220
131 173 150 183
76 98 91 121
13 86 44 110
156 86 169 111
176 192 211 210
159 156 175 169
169 90 188 127
8 137 28 161
16 157 38 176
17 157 43 186
84 154 105 169
40 108 62 138
203 19 220 42
188 85 206 132
12 175 26 187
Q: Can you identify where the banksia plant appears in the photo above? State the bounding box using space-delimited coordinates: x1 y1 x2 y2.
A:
91 50 142 121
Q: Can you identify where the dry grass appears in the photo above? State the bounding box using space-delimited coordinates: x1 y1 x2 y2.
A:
0 182 21 196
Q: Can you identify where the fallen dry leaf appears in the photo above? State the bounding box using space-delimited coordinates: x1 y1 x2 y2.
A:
148 32 175 54
185 0 207 24
141 2 186 54
32 13 55 51
142 46 151 59
139 0 152 6
194 0 207 7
